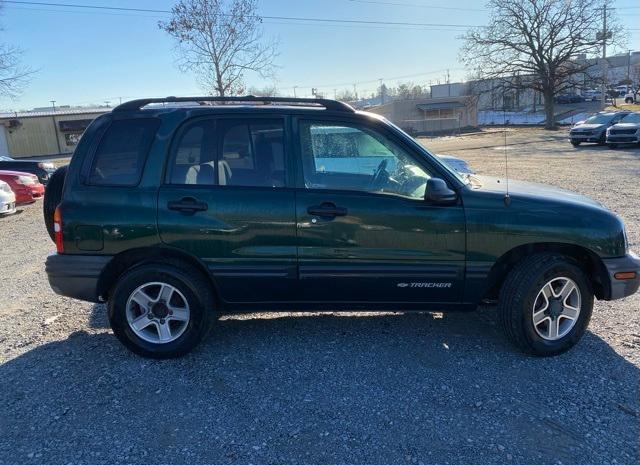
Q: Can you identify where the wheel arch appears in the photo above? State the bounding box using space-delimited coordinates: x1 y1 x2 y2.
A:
483 242 609 301
96 246 221 304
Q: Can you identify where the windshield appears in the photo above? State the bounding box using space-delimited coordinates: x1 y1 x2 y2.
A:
377 116 469 185
620 113 640 124
583 114 614 124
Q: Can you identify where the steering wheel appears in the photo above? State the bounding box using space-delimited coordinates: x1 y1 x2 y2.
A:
369 159 389 189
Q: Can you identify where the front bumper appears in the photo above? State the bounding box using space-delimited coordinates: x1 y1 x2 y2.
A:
0 200 16 215
602 252 640 300
606 134 640 144
570 131 603 143
46 253 112 302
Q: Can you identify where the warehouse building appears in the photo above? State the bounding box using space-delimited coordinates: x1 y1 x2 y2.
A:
0 107 109 159
367 96 478 135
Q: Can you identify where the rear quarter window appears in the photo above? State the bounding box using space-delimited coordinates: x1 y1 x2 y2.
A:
88 118 159 186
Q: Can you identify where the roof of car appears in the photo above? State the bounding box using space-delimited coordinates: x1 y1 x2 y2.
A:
113 96 356 114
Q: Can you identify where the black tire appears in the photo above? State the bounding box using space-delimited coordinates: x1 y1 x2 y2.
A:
43 165 68 242
497 253 593 357
597 133 606 145
108 260 215 359
570 141 580 147
625 98 634 104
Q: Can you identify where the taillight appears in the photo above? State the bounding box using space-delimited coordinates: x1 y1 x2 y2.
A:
53 206 64 253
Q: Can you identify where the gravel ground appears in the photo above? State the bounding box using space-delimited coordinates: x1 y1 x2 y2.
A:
0 128 638 465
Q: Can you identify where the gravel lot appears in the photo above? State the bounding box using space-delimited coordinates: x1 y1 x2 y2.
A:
0 128 638 465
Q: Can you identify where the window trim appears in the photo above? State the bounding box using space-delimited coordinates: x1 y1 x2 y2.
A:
84 117 160 188
294 117 433 201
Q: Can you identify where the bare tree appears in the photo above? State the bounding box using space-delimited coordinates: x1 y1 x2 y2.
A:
246 84 278 96
461 0 623 129
395 82 426 100
0 2 33 100
159 0 278 96
336 89 356 102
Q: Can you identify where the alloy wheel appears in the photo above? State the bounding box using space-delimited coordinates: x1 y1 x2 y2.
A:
532 277 581 341
125 282 190 344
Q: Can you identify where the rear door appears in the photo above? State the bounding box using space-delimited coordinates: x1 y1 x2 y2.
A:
157 116 298 304
293 117 466 305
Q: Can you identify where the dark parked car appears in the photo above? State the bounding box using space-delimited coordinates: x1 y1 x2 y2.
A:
44 96 639 359
569 111 630 146
555 94 584 104
0 156 57 184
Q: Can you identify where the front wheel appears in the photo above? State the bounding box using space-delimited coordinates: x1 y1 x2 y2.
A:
108 261 214 358
570 140 581 147
497 253 593 356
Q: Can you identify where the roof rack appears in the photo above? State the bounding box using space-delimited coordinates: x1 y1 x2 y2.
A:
113 96 355 113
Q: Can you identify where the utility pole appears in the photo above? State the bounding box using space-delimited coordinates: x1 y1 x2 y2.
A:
49 100 62 155
379 78 384 105
353 83 358 100
599 3 609 110
627 50 632 86
293 86 297 98
446 69 451 97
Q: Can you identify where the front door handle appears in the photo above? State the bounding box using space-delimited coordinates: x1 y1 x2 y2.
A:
307 202 347 218
168 197 208 214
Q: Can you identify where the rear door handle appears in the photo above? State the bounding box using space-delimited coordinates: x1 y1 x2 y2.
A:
168 197 208 214
307 202 348 218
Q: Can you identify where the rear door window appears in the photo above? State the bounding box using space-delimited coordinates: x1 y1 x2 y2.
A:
218 120 286 188
88 119 159 186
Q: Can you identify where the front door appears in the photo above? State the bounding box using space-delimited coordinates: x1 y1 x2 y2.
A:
157 116 297 304
294 118 465 304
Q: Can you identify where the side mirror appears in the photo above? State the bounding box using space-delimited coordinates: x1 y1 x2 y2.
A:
425 178 457 204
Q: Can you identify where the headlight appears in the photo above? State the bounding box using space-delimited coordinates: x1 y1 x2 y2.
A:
16 175 36 185
623 227 629 254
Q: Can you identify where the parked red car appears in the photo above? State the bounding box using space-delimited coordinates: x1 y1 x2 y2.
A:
0 170 45 204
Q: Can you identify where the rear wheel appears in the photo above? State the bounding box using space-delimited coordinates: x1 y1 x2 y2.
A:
43 165 68 242
570 140 580 147
108 261 214 358
497 253 593 356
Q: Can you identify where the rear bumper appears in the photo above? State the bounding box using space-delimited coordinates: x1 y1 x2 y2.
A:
46 253 112 302
602 252 640 300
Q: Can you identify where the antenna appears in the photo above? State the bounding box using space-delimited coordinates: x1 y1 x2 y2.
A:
503 94 511 207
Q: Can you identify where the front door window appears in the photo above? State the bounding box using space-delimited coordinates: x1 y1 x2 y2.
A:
299 121 431 200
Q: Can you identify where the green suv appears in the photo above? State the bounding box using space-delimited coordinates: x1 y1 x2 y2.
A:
44 96 639 359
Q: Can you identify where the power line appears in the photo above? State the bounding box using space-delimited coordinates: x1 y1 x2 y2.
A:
3 1 479 28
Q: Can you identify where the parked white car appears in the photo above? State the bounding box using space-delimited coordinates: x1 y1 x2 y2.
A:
0 180 16 215
582 89 603 101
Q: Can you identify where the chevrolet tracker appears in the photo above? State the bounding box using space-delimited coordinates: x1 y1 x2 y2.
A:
43 96 640 359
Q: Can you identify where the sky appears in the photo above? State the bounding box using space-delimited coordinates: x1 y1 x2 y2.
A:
2 0 640 111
